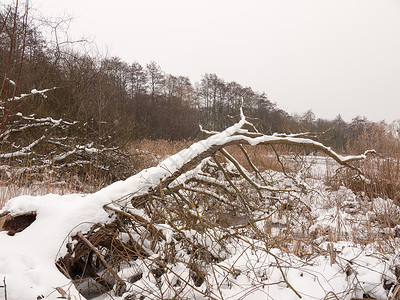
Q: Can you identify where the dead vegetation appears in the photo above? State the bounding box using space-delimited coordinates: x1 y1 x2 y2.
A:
2 115 400 299
327 122 400 203
28 113 394 299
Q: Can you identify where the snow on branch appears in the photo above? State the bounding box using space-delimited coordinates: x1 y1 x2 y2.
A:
0 107 128 184
0 87 57 105
148 112 375 196
0 135 45 158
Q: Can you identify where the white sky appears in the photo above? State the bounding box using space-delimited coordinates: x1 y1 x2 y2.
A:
10 0 400 122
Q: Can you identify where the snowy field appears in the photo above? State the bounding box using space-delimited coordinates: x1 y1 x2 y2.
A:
1 116 399 300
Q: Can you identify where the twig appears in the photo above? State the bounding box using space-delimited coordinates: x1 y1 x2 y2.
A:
77 232 126 295
3 277 7 300
272 254 302 298
103 204 166 241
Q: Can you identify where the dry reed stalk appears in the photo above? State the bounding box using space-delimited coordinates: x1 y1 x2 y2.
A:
0 159 113 209
127 139 194 169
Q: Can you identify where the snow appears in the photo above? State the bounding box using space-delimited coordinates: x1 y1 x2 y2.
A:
0 117 398 299
0 135 46 159
6 78 15 86
0 141 211 296
0 88 56 106
0 182 397 299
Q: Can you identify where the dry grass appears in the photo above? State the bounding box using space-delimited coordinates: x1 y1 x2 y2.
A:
127 139 194 169
127 139 297 174
329 122 400 202
0 164 112 209
4 129 400 212
313 123 400 255
1 139 197 208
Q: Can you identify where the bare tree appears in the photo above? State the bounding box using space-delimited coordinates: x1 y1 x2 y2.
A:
0 0 29 139
127 61 147 98
146 61 165 100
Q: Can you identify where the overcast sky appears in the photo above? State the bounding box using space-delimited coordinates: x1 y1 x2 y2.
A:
10 0 400 122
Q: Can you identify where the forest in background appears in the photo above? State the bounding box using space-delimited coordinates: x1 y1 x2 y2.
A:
1 2 399 161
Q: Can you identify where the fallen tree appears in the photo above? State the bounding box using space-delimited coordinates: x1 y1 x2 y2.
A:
2 109 397 300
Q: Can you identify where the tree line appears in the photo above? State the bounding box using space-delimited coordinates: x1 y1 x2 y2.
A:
1 3 398 154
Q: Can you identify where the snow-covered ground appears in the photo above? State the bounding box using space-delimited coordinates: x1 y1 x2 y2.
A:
1 176 399 300
1 116 399 300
